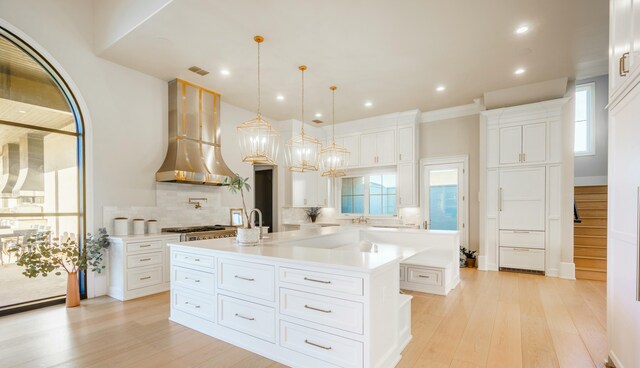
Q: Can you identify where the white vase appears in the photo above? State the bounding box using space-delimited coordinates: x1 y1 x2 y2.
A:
237 227 260 245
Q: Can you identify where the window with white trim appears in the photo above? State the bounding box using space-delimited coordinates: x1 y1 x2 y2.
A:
575 83 596 156
340 174 397 216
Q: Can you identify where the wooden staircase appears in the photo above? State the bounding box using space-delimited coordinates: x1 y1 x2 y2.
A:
574 185 608 281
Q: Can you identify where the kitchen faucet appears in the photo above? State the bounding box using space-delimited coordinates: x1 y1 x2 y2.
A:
248 208 264 240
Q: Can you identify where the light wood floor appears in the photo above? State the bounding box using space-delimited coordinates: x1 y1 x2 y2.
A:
0 269 607 368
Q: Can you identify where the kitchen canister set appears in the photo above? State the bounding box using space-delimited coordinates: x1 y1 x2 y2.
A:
113 218 159 236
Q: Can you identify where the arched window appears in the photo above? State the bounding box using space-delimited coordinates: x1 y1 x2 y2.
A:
0 26 85 313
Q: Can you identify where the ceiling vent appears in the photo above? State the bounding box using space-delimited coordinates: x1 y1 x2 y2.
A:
188 66 210 76
312 119 323 124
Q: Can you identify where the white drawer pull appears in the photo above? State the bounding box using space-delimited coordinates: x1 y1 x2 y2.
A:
184 301 201 309
140 276 151 280
418 275 431 278
234 275 255 282
184 277 201 283
140 244 151 248
303 277 331 284
139 258 151 262
304 339 332 350
234 313 255 321
513 248 530 252
304 304 332 313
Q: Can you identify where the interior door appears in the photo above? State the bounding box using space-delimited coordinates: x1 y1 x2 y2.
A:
521 123 546 163
422 163 465 244
499 126 522 164
498 167 546 231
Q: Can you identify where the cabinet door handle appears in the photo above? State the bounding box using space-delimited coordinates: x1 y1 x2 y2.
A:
304 304 332 313
304 339 332 350
522 153 526 162
399 153 402 161
234 313 255 321
234 275 255 281
303 276 331 284
499 188 503 212
620 52 630 77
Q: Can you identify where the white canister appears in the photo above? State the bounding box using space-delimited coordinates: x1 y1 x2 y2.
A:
113 218 128 236
147 220 159 234
132 219 145 235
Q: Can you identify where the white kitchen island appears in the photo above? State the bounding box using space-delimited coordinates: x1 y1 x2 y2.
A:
167 227 458 368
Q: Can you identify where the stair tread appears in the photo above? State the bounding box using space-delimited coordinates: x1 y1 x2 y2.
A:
580 217 608 219
574 255 607 260
575 267 607 273
574 245 607 248
574 225 607 229
574 235 607 238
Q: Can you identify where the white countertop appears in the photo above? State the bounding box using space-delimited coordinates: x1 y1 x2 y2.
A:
168 226 424 272
109 232 182 241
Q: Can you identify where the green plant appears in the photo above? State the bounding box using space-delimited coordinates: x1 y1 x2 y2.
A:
224 174 252 227
460 246 477 259
11 228 110 278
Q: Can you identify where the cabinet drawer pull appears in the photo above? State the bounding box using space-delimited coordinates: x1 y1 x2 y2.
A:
512 248 530 252
184 301 201 309
512 231 530 234
304 339 332 350
303 277 331 284
140 244 151 248
234 313 255 321
234 275 255 281
139 258 151 262
184 277 201 283
304 304 332 313
418 274 431 278
620 52 630 76
140 276 151 280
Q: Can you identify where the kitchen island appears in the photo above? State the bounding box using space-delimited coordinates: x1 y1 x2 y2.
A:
167 227 458 368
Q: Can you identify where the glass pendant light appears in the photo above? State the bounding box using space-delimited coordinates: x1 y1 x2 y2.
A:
320 86 349 177
237 35 280 165
285 65 321 172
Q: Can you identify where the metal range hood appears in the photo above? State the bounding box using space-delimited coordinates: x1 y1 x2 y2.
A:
156 79 234 185
0 143 20 196
12 133 45 198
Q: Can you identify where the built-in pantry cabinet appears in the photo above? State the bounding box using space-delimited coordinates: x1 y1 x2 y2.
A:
498 122 546 165
609 0 640 106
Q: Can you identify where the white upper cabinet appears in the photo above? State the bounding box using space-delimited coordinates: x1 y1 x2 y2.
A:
359 132 378 166
609 0 640 103
397 126 415 163
342 135 360 168
358 129 396 166
397 163 416 207
291 172 319 207
498 123 546 165
499 126 522 165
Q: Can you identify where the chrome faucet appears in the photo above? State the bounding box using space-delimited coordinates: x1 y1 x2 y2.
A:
248 208 264 240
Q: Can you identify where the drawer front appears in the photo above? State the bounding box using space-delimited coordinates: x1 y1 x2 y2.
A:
279 267 363 296
406 267 442 286
173 288 215 322
218 294 275 343
499 230 545 249
280 321 363 368
127 266 163 290
127 251 163 269
500 247 545 271
399 266 406 281
280 288 364 334
173 251 215 270
172 266 215 294
127 240 162 253
218 258 275 301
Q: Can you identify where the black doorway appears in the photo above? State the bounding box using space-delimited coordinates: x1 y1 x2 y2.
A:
254 167 273 232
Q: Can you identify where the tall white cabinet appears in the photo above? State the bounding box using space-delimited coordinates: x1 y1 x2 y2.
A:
480 99 569 276
608 1 640 366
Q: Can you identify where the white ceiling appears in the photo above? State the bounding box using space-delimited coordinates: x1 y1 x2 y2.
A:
98 0 608 123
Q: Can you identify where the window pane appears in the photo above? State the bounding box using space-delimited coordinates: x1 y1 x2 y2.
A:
341 196 352 213
574 85 593 154
575 89 588 122
342 178 352 195
430 185 458 230
575 120 587 153
370 195 382 214
353 195 365 213
353 177 364 195
370 175 382 195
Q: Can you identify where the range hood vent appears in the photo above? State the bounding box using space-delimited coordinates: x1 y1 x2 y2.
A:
12 133 45 198
156 79 234 186
0 143 20 196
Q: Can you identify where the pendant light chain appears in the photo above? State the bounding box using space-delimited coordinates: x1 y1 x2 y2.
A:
256 37 262 117
300 66 305 135
332 86 336 144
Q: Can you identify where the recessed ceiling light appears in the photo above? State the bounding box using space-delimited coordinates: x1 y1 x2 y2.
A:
436 85 446 92
315 113 322 118
364 101 373 107
220 69 230 76
18 110 26 114
276 95 285 101
515 25 529 34
514 68 526 75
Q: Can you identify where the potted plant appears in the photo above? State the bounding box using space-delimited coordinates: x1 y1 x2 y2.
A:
224 174 259 245
305 207 321 223
461 246 477 268
11 228 110 307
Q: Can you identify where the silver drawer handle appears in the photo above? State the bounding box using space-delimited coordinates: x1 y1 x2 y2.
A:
234 313 255 321
234 275 255 281
140 244 151 248
139 258 151 261
140 276 151 280
184 277 201 283
303 277 331 284
418 275 431 278
304 339 332 350
304 304 332 313
512 231 531 234
184 301 201 309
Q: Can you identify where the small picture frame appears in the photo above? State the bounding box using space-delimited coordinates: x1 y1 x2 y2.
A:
230 208 244 227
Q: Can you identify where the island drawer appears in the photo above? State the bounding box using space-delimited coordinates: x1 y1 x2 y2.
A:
499 230 545 249
218 258 275 301
127 240 162 253
218 294 275 343
406 267 442 286
172 266 215 294
127 266 163 290
280 321 363 368
127 251 163 269
172 251 215 270
173 288 215 322
279 267 363 296
280 288 364 334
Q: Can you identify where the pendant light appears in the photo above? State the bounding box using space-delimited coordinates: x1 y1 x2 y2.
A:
320 86 349 177
237 35 280 166
285 65 321 172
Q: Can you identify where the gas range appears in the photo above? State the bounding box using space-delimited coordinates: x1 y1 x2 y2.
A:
162 225 237 241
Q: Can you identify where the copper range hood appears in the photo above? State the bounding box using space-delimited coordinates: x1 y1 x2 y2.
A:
156 79 234 185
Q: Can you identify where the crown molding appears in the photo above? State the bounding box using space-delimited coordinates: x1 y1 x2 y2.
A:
421 102 483 123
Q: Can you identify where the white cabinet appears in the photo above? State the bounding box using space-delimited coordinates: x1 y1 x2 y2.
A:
108 234 180 301
498 167 546 231
359 129 396 166
609 0 640 102
397 126 415 163
499 123 546 165
397 163 417 207
336 134 361 168
292 171 328 207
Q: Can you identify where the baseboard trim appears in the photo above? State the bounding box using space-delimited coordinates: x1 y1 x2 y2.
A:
559 262 576 280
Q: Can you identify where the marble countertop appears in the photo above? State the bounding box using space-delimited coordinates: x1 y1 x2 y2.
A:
109 232 182 241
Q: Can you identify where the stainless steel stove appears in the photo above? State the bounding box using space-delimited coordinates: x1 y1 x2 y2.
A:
162 225 237 241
